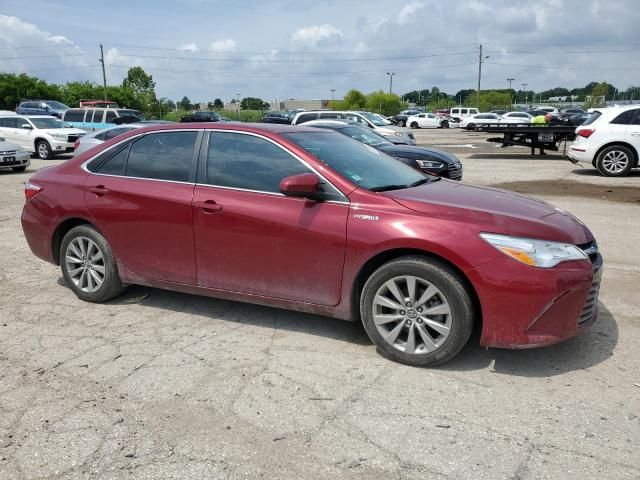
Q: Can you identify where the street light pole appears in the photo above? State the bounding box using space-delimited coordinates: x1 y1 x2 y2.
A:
476 44 489 110
236 93 241 120
507 78 515 110
330 89 335 101
522 83 528 107
386 72 395 94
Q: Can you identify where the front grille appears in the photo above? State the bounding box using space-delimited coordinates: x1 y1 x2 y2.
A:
0 150 18 155
448 163 463 180
67 134 85 143
578 281 600 326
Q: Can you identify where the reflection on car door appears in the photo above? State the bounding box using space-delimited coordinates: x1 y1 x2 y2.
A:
13 117 35 150
626 109 640 154
192 131 349 306
84 130 201 284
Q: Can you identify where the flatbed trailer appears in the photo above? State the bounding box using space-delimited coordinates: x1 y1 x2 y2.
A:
474 124 577 155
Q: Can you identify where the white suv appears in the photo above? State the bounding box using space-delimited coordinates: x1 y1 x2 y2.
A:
0 115 86 160
449 107 479 122
568 106 640 177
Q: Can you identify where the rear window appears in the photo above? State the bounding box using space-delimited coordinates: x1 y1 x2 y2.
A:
295 113 318 124
65 110 86 122
582 111 601 126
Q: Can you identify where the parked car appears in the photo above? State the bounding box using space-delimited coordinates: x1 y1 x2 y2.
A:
0 136 31 172
291 110 415 145
302 120 462 179
490 110 508 116
79 99 120 109
449 107 479 122
73 123 154 155
0 115 86 159
16 100 69 118
406 112 449 129
394 109 422 127
568 105 640 177
532 106 561 116
500 111 533 123
561 108 585 118
459 113 502 130
22 123 602 366
262 111 292 124
565 112 591 127
180 111 221 123
62 108 145 132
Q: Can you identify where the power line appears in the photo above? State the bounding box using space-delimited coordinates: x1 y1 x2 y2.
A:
114 51 477 63
485 61 640 71
0 53 88 60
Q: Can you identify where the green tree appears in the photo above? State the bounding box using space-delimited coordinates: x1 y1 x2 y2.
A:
213 98 224 109
240 97 269 110
0 73 62 109
177 96 193 110
365 90 404 116
342 89 367 110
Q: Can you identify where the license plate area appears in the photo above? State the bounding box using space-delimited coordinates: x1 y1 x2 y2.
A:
538 133 554 142
2 156 15 163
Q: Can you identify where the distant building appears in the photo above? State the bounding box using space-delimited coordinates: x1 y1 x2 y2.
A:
224 102 240 111
547 96 568 102
280 99 330 111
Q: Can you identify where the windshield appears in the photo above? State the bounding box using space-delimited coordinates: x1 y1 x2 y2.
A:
46 101 68 110
119 110 145 120
359 112 391 126
340 126 392 146
29 117 70 129
282 131 428 191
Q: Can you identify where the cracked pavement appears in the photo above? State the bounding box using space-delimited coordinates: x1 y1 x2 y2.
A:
1 130 639 479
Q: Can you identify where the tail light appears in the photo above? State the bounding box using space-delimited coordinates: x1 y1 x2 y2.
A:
74 139 80 150
24 181 43 200
578 129 595 138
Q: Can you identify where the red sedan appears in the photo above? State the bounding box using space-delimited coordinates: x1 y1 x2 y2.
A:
21 123 602 366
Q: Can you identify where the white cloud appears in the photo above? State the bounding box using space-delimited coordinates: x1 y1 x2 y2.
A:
209 38 237 52
397 1 425 24
178 43 199 52
291 24 342 46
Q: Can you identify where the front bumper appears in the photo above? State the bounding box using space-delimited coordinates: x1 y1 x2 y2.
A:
0 151 31 168
469 247 602 349
49 138 76 154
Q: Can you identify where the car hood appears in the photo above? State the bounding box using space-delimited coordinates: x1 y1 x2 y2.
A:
377 125 409 134
377 144 460 164
43 128 86 136
383 181 592 244
0 140 20 151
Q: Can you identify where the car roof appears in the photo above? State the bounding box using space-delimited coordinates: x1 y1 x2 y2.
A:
302 120 357 128
124 122 322 136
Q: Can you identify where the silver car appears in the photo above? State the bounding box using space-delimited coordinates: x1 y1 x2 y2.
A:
0 137 31 172
73 122 173 155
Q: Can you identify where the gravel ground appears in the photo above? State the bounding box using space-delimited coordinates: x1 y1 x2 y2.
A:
1 129 639 479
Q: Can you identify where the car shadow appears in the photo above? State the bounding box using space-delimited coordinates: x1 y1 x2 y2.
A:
57 280 618 374
571 168 640 177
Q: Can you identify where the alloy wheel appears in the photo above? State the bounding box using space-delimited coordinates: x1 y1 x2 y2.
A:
372 275 451 354
37 142 50 159
601 150 629 174
65 236 106 293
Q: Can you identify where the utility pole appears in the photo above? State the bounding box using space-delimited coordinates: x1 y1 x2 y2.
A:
330 89 335 100
522 83 528 106
236 93 241 120
476 44 490 110
99 44 107 100
386 72 395 94
507 78 515 110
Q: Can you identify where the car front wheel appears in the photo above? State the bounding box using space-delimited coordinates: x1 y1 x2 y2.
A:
466 123 476 130
398 120 406 127
60 225 125 302
410 122 419 129
596 145 634 177
440 120 449 128
36 140 52 160
360 256 474 366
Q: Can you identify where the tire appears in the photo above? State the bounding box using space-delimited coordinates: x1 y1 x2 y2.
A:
36 140 52 160
11 166 27 172
360 256 474 367
595 145 634 177
60 225 125 302
410 122 419 129
466 123 476 131
440 120 449 129
398 120 406 127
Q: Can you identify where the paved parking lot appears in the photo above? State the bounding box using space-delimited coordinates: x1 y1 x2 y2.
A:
1 129 639 479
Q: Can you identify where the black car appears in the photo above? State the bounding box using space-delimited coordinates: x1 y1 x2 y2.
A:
304 120 462 180
180 111 221 122
393 109 422 127
262 111 292 124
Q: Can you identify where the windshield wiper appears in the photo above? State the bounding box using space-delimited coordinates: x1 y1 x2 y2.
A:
369 184 409 192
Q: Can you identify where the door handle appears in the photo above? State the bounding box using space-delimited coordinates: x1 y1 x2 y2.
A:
88 185 109 196
194 199 223 213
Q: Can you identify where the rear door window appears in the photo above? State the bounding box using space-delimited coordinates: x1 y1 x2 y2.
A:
125 131 197 182
295 113 318 124
65 110 86 122
610 109 638 125
105 110 117 123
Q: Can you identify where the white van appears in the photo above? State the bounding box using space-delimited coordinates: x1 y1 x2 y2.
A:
449 107 479 122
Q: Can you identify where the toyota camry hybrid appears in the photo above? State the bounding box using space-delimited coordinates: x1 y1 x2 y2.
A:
21 123 603 366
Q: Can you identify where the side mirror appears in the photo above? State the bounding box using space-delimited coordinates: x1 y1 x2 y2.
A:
43 105 50 111
279 173 321 200
21 124 33 129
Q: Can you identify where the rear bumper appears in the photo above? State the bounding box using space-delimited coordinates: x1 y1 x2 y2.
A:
469 253 602 349
21 200 55 264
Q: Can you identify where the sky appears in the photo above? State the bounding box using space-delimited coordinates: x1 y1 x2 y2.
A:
1 0 639 104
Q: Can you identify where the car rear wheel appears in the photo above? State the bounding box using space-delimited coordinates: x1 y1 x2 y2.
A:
596 145 634 177
398 120 406 127
60 225 125 302
36 140 52 160
440 120 449 128
410 122 419 129
360 256 474 366
466 123 476 131
11 166 27 172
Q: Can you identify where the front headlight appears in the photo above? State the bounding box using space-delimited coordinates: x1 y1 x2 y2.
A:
50 133 67 139
480 233 588 268
393 131 405 137
416 159 444 168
